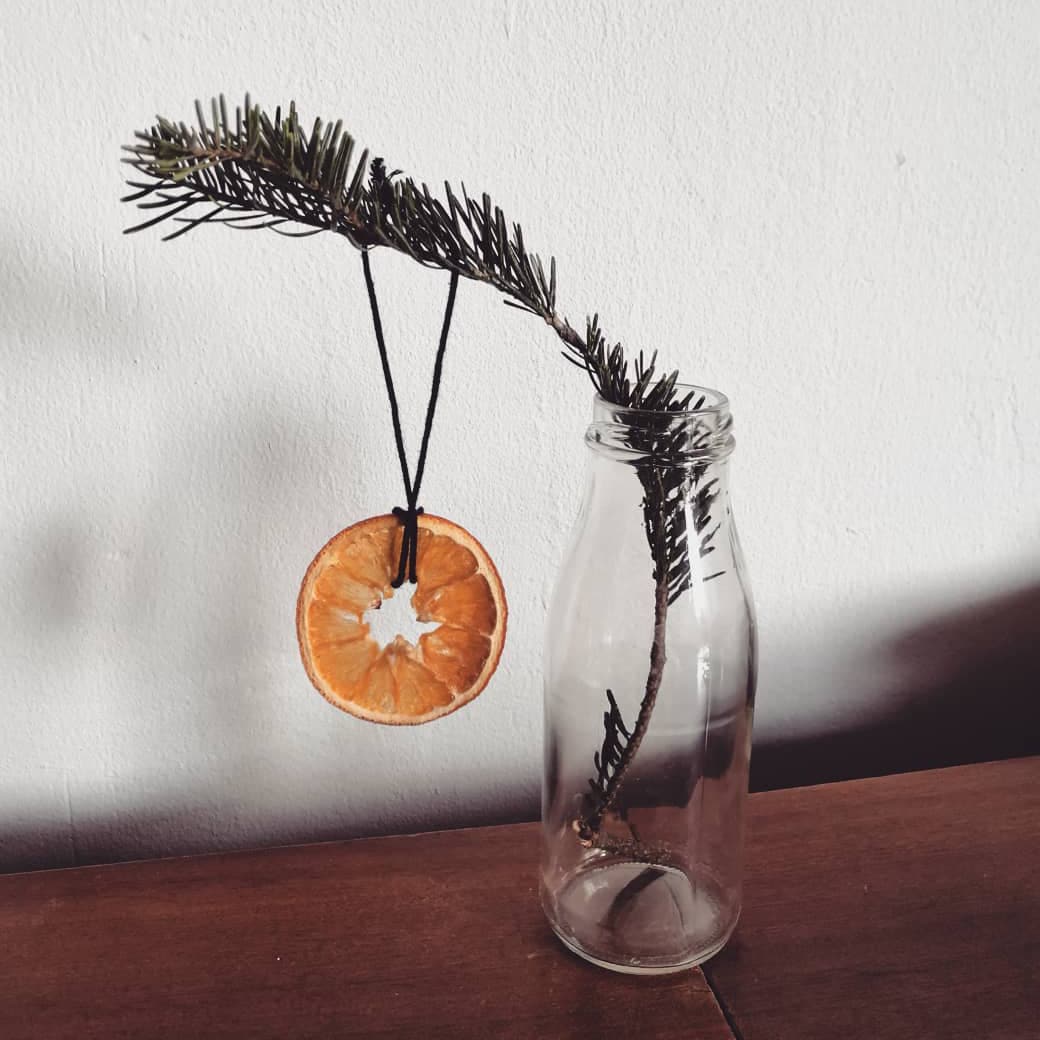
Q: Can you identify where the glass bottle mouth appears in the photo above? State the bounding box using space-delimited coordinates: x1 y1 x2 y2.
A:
593 384 730 422
587 384 735 465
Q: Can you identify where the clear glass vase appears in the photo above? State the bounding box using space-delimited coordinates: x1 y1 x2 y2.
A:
541 387 756 974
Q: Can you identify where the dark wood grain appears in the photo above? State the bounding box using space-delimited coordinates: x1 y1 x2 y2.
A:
0 823 733 1040
704 756 1040 1040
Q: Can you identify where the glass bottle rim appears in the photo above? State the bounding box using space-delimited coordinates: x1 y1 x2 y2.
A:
592 383 730 420
588 384 734 464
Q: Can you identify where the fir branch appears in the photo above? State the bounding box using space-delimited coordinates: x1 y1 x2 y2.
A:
585 690 632 814
121 95 691 413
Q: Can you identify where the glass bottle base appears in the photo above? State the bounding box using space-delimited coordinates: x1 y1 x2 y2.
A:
542 862 738 975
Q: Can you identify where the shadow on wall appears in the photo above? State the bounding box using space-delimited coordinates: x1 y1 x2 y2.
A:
0 226 547 877
0 770 536 877
751 580 1040 791
0 234 373 873
3 240 1036 867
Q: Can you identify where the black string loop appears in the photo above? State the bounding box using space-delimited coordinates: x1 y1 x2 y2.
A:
361 249 459 588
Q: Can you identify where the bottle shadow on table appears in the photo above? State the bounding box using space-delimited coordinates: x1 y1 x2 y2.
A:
751 580 1040 792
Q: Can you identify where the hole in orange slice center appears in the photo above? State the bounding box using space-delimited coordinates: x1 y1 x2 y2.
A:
366 588 438 650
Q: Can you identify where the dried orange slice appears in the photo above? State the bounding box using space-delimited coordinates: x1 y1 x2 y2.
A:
297 514 506 725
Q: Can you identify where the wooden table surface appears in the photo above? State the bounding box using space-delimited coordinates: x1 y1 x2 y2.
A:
703 755 1040 1040
0 823 731 1039
1 757 1036 1039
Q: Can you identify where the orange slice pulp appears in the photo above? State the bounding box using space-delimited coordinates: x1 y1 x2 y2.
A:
296 514 506 724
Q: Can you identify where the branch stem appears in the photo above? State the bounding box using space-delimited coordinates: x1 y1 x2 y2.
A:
578 469 671 844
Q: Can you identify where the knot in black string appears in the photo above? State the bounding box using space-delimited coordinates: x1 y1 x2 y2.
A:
361 248 459 588
390 505 424 587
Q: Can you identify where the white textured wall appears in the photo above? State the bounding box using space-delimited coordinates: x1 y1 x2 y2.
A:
2 1 1037 871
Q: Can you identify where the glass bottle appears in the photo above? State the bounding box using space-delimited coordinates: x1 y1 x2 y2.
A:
541 387 756 974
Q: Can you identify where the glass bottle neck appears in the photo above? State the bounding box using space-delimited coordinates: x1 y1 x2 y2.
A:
574 387 740 582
